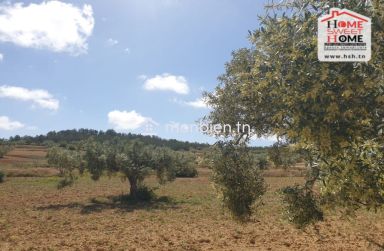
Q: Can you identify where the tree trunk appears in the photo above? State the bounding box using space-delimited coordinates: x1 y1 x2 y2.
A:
128 177 138 199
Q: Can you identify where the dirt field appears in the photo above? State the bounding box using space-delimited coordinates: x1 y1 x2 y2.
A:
1 146 384 250
0 145 58 177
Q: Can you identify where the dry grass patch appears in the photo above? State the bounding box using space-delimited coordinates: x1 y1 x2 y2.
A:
0 145 55 177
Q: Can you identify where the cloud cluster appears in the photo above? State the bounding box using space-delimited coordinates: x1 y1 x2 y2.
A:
108 110 157 130
0 85 59 111
0 1 94 55
143 73 190 95
0 53 3 61
0 116 24 130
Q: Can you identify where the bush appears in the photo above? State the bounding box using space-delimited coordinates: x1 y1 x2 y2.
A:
0 171 5 183
255 156 269 170
199 149 216 169
134 186 156 201
175 165 198 178
115 186 156 202
0 144 12 158
173 152 198 178
212 142 266 221
57 175 77 189
281 185 323 228
47 146 81 178
268 142 300 169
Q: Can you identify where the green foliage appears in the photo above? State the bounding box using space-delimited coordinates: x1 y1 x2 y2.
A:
212 142 266 221
81 139 177 199
320 140 384 210
9 129 209 151
84 141 108 181
204 0 384 222
0 142 12 158
174 152 198 178
129 186 156 202
281 185 323 228
57 178 75 189
113 186 156 203
152 147 177 183
268 142 301 169
199 149 216 169
46 146 81 188
114 141 155 197
0 170 5 183
255 156 269 170
175 165 198 178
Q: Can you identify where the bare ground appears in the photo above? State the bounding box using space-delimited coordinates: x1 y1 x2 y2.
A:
1 146 384 250
1 175 384 250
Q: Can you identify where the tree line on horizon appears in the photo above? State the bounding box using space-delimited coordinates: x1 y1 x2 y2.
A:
6 128 209 151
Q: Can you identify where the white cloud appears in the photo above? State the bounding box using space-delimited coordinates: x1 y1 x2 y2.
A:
0 1 94 55
108 110 157 130
0 116 24 130
143 73 190 95
172 97 210 109
185 97 210 109
0 53 3 61
107 38 118 46
0 85 59 111
124 48 131 54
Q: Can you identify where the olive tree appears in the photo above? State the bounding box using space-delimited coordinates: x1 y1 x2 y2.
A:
173 151 198 178
0 141 12 158
83 140 176 199
204 0 384 226
47 146 81 188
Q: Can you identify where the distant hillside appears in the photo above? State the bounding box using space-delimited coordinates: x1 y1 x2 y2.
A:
8 129 210 151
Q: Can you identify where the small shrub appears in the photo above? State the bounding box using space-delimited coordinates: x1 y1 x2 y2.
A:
134 186 156 201
115 186 156 202
256 156 269 170
0 144 12 158
57 178 74 189
175 165 198 178
0 171 5 183
173 152 198 178
281 185 323 228
47 146 81 180
212 142 266 221
59 143 67 148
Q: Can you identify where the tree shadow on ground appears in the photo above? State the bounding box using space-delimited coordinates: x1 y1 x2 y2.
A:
36 194 181 214
365 237 384 250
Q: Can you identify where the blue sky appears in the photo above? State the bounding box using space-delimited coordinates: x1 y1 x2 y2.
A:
0 0 275 146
